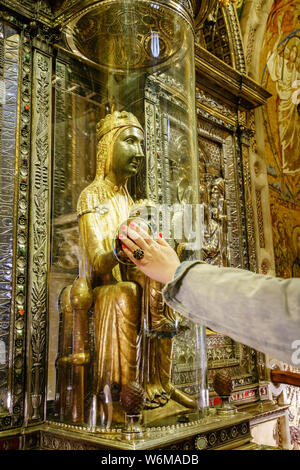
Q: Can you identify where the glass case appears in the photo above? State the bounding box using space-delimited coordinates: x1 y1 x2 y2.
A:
0 0 281 452
47 0 209 436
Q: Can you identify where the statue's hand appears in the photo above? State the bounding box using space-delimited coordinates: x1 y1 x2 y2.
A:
116 249 128 262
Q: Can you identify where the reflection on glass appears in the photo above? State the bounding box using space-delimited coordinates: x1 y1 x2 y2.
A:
49 1 208 434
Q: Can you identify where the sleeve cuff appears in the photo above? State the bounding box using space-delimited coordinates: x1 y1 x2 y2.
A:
162 260 205 317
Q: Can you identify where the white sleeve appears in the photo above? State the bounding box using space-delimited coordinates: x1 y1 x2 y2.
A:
162 262 300 365
267 50 281 82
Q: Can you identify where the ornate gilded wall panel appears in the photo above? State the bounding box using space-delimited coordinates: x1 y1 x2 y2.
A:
0 23 20 417
0 1 52 26
25 47 52 424
237 125 258 272
52 61 68 219
223 2 246 73
0 0 283 447
48 0 211 28
196 91 260 404
196 114 247 270
196 2 246 73
144 73 198 207
198 3 234 67
0 15 34 431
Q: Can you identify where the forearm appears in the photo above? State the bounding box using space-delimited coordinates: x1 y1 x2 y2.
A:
93 249 118 275
79 213 118 276
162 262 300 364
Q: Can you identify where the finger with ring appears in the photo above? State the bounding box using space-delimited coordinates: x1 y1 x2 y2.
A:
133 248 144 260
119 235 138 254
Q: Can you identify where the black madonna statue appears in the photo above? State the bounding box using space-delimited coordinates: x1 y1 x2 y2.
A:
55 111 196 427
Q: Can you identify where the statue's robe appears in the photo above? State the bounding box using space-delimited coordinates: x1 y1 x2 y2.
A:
77 178 178 410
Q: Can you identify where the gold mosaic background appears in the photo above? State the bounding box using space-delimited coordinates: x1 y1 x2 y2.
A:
259 0 300 279
257 0 300 449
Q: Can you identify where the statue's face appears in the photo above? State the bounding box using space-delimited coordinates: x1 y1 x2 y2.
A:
211 185 220 200
112 127 144 179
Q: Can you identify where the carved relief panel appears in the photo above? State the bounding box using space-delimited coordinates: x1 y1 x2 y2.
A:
0 16 34 431
0 21 21 420
196 91 260 405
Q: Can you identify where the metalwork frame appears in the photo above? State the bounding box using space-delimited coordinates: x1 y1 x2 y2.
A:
0 0 285 450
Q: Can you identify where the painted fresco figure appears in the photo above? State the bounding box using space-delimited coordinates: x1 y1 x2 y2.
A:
274 221 293 278
267 36 300 175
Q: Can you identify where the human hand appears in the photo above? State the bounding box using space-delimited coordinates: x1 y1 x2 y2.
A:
119 222 181 284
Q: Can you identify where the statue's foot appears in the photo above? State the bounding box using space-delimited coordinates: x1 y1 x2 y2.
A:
168 386 196 409
155 393 169 406
145 393 169 409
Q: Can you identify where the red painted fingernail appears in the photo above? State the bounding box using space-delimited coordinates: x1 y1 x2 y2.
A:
122 244 126 249
121 225 126 230
159 232 162 238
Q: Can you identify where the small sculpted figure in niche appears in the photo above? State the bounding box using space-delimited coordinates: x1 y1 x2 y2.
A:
56 111 195 426
202 177 228 267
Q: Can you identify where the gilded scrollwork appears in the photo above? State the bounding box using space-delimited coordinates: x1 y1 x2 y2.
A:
40 431 100 450
237 125 258 272
255 189 265 249
0 13 35 431
0 23 21 418
27 48 52 423
64 2 189 72
196 1 246 73
196 89 261 401
223 2 246 73
197 118 241 268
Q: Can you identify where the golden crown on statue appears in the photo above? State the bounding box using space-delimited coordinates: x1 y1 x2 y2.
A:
96 111 143 141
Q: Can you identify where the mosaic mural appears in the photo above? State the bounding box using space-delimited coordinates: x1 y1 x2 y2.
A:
260 0 300 280
257 0 300 449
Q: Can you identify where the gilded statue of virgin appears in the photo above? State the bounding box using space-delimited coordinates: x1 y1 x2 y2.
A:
56 111 195 426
